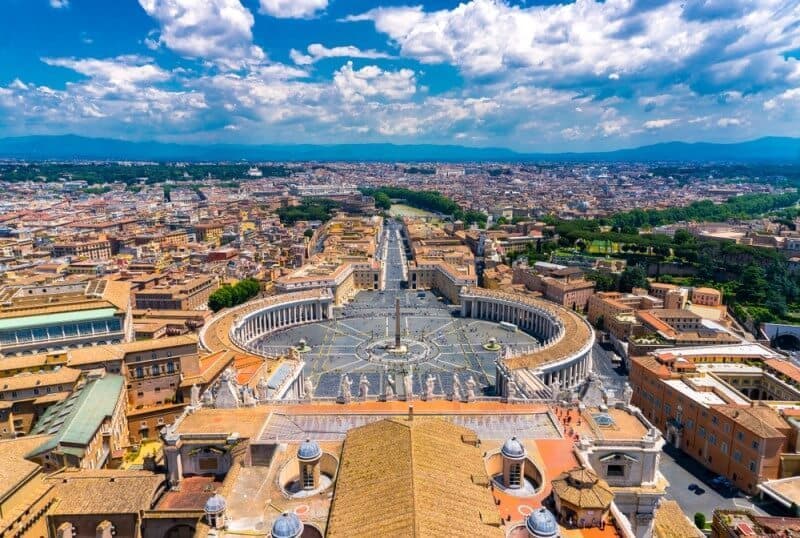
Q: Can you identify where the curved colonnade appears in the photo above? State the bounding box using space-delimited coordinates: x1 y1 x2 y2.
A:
199 289 335 355
460 287 594 398
200 286 593 401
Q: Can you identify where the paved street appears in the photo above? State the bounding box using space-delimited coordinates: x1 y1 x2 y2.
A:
590 341 628 395
660 445 764 520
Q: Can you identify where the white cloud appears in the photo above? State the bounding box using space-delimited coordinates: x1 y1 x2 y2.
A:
50 0 68 8
42 56 170 92
259 0 327 19
643 118 678 129
717 117 743 127
764 88 800 111
333 61 416 102
138 0 264 68
346 0 800 90
561 127 584 140
290 44 394 65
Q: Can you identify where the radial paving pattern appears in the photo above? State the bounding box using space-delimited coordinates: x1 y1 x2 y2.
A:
253 289 543 398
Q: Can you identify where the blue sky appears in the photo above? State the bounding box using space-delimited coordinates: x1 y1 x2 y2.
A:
0 0 798 151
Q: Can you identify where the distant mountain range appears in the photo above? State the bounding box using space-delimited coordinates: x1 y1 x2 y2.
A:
0 134 798 163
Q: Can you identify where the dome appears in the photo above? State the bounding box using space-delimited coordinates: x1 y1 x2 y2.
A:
526 507 559 537
271 512 303 538
204 493 226 514
501 436 526 459
297 439 321 461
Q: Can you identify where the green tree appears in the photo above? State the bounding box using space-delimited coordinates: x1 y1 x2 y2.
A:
619 266 649 293
694 513 706 529
738 264 768 303
673 229 694 245
586 271 618 292
208 286 233 312
303 228 314 238
373 192 392 210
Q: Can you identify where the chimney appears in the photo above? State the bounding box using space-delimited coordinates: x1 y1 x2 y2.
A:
408 405 414 421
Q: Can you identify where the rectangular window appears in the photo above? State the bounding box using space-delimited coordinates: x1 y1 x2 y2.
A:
733 450 742 462
698 427 706 438
712 416 718 425
709 434 717 445
749 461 756 472
686 419 694 429
737 431 744 442
721 442 728 454
607 464 625 477
751 440 759 450
723 424 731 434
302 466 314 489
509 463 522 487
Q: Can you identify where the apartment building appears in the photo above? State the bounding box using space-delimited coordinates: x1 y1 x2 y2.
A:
133 274 218 310
630 346 798 494
512 260 596 310
51 238 112 261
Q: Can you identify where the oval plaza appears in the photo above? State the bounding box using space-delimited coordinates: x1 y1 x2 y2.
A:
200 219 594 402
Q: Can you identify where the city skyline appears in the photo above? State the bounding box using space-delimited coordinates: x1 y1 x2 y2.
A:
1 0 799 152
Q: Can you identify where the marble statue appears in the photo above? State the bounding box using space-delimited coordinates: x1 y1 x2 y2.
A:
242 387 257 407
450 373 462 402
214 373 241 409
465 375 477 402
550 377 561 401
358 373 370 400
384 373 395 400
190 384 200 407
303 376 314 401
403 372 414 400
622 382 633 406
256 377 270 401
202 389 214 406
507 381 517 400
424 374 436 400
338 374 353 404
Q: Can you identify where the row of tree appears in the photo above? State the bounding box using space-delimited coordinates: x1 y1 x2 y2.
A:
276 198 339 225
0 163 295 185
609 191 800 232
360 186 488 226
208 278 261 312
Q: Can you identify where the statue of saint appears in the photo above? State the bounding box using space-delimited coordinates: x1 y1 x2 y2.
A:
507 381 517 400
190 384 200 407
358 374 370 400
384 373 395 400
424 374 436 400
465 375 477 402
550 377 561 401
403 372 414 400
623 382 633 406
338 374 353 404
451 373 462 402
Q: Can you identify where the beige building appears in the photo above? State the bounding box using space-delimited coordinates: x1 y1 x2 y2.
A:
52 239 112 261
133 274 218 310
512 261 596 311
28 372 129 472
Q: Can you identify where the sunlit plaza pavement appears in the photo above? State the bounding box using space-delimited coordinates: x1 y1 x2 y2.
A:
252 289 543 398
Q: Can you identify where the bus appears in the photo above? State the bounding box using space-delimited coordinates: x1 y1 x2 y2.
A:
499 321 518 332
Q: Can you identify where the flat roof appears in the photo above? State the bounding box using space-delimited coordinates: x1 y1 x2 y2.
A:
0 307 117 331
759 476 800 508
663 378 727 406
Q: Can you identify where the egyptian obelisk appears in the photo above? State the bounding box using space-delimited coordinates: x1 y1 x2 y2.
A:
394 297 401 349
